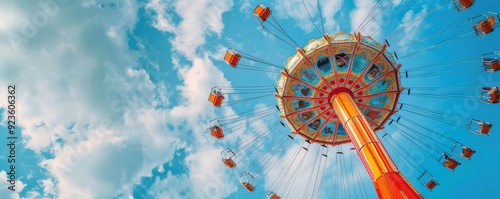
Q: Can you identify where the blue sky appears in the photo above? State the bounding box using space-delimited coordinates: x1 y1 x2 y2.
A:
0 0 499 198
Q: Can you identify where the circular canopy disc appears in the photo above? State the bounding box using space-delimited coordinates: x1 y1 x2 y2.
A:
276 31 402 146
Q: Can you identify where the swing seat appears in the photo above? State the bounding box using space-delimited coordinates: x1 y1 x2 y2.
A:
209 91 224 107
224 50 241 67
489 94 499 103
253 4 272 22
460 0 474 8
478 123 492 135
222 158 236 168
242 182 255 192
488 61 500 72
269 193 281 199
475 16 495 35
210 126 224 139
443 156 460 171
455 0 474 11
426 180 438 190
460 146 476 159
488 87 499 103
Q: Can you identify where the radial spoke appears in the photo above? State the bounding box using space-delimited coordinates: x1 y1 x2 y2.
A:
312 112 337 141
285 103 330 117
348 44 387 89
281 95 327 101
296 108 329 132
298 49 335 90
352 69 397 93
355 90 399 99
343 33 362 87
283 72 330 94
356 103 392 112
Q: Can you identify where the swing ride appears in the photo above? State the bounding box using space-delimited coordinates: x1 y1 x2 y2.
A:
207 0 498 198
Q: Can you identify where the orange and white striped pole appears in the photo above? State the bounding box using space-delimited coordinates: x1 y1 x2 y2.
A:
331 92 422 199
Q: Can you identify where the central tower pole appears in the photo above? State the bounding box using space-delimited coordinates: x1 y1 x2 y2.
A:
331 92 423 199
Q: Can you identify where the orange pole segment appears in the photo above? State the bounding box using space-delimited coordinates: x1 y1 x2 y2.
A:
331 92 422 199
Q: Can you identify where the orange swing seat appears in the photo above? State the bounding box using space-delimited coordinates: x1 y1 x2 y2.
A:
222 158 236 168
209 90 224 107
459 0 474 9
253 4 272 22
460 146 476 159
210 125 224 139
489 61 500 71
425 180 438 191
443 155 461 171
224 50 241 67
242 182 255 192
476 16 496 34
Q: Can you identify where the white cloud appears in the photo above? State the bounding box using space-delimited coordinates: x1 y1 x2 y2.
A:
170 55 231 123
273 0 344 34
239 0 254 14
147 172 191 198
41 178 56 196
393 0 403 6
274 0 317 33
147 147 238 199
350 0 382 38
397 8 428 49
0 6 22 31
0 170 26 199
128 53 239 199
184 146 238 199
0 0 195 198
145 0 176 33
321 0 345 33
145 0 244 198
146 0 233 59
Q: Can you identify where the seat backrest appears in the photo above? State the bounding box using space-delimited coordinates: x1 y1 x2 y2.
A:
476 18 494 34
491 61 500 70
426 181 437 189
480 124 491 134
224 51 241 67
460 0 474 8
224 51 232 62
488 16 496 26
223 158 235 168
253 5 271 22
270 194 281 199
